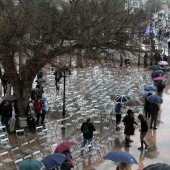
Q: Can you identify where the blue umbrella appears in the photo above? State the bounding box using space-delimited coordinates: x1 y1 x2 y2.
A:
41 153 66 170
139 91 154 98
103 151 138 164
139 91 150 97
143 163 170 170
144 85 157 91
35 78 46 84
147 95 163 104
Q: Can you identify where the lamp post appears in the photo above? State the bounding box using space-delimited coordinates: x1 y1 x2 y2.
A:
59 65 70 122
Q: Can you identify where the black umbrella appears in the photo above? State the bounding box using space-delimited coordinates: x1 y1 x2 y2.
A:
155 70 164 75
143 163 170 170
148 65 163 70
115 95 131 103
2 94 17 101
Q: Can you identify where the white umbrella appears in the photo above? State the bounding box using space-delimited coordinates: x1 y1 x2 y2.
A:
158 61 168 66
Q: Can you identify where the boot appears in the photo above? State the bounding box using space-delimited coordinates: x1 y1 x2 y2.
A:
125 138 131 147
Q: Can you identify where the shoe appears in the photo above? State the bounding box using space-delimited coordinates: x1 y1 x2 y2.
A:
153 127 157 130
145 145 148 150
138 147 143 150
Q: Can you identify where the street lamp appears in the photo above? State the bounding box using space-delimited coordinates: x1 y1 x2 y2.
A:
59 65 71 122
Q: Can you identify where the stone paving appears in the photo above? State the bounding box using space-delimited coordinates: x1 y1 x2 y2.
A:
2 63 170 170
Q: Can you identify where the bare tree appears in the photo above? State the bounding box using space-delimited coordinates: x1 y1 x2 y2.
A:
0 0 148 115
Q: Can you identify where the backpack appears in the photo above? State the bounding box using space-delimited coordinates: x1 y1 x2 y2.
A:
82 123 89 134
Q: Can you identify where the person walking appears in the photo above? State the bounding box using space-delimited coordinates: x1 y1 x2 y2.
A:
9 101 18 132
122 109 135 147
144 93 152 119
1 73 8 95
34 97 45 126
36 69 43 79
115 103 122 131
137 114 148 150
53 68 62 92
1 100 11 133
116 162 129 170
120 53 124 67
150 103 159 130
60 150 74 170
156 81 165 96
143 52 148 67
80 117 95 155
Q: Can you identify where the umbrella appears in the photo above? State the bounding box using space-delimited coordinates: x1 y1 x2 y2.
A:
143 163 170 170
147 95 163 104
41 153 66 170
139 91 152 98
148 65 163 70
153 77 165 81
155 70 164 75
165 66 170 72
35 78 46 84
54 141 76 153
158 61 168 66
16 158 45 170
2 94 17 101
103 151 138 164
114 95 131 103
124 99 144 106
144 85 157 91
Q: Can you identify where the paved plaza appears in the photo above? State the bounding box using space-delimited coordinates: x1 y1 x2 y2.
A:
3 63 170 170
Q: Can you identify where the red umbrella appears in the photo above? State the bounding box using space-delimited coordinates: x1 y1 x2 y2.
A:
54 141 76 153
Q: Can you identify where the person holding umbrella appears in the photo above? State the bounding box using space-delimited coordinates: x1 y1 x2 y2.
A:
60 150 74 170
122 109 135 147
149 102 159 130
144 93 152 119
116 162 129 170
137 114 148 150
115 103 123 131
156 80 166 96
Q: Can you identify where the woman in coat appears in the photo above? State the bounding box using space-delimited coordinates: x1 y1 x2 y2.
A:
122 109 135 147
138 114 148 150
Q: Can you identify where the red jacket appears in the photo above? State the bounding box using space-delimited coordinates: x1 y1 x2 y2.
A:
34 99 44 114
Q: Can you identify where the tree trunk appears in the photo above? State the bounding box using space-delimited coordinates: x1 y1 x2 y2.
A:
76 49 83 68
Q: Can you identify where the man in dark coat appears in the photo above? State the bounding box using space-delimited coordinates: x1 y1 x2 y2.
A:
80 118 95 155
1 73 8 95
53 68 62 91
115 103 122 131
122 109 135 147
156 81 165 96
144 93 152 119
2 100 11 132
150 103 159 130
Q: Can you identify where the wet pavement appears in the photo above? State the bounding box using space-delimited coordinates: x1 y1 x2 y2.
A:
88 70 170 170
3 64 170 170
